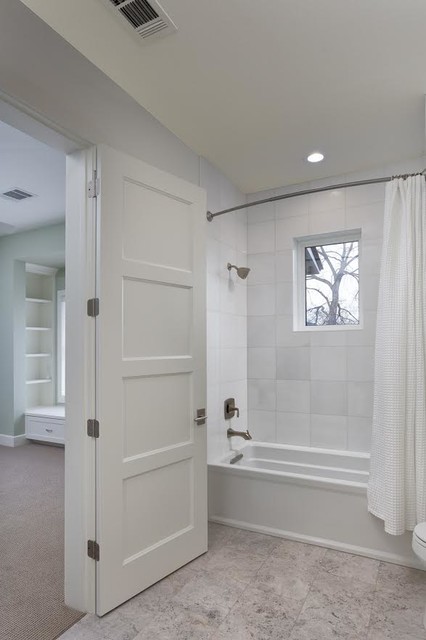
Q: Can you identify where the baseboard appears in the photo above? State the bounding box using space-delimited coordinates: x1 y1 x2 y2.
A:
0 433 27 447
209 515 422 570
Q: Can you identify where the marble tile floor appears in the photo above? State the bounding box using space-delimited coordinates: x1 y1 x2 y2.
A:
60 523 426 640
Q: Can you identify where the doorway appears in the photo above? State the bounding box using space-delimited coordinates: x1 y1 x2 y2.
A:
0 118 84 640
0 92 208 627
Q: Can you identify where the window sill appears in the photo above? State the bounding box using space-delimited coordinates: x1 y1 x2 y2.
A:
293 324 364 333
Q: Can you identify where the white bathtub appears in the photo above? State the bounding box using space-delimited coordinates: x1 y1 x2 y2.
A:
208 442 418 568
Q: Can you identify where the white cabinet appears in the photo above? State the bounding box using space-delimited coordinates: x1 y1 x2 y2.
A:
25 405 65 445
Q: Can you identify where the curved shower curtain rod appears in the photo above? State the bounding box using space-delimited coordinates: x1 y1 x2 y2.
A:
206 170 426 222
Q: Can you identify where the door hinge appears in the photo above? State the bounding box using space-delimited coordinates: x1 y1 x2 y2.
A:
87 540 100 561
88 170 99 198
87 298 99 317
87 419 99 438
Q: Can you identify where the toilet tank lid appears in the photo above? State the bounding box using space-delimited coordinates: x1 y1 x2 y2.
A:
414 522 426 543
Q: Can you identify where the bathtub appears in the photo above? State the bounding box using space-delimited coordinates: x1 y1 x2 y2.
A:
208 442 418 568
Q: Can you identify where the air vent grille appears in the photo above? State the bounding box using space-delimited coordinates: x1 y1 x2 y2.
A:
1 188 34 202
105 0 176 41
120 0 159 28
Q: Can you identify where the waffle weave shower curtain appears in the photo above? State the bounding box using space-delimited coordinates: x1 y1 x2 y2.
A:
368 175 426 535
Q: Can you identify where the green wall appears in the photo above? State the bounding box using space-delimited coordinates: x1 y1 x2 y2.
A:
0 223 65 437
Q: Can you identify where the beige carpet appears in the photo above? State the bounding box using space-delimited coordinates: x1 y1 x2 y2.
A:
0 443 83 640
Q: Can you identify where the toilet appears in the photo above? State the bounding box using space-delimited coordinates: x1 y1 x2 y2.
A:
412 523 426 629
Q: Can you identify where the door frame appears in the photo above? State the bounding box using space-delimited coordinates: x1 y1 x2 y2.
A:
0 91 97 613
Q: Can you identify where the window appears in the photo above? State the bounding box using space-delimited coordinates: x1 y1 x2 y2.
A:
295 231 361 330
57 290 66 403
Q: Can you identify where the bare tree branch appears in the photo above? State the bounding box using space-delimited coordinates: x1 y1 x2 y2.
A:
307 287 331 305
305 241 359 326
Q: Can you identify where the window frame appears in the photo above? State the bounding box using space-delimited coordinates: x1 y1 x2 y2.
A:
57 289 66 403
293 229 362 332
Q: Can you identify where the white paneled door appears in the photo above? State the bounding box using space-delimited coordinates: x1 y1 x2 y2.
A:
95 145 207 615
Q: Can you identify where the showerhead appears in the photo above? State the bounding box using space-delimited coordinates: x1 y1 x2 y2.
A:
227 263 251 280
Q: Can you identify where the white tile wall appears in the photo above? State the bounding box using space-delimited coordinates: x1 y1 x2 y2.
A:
276 347 310 380
347 416 372 452
248 316 276 347
245 159 415 452
248 379 276 411
248 347 276 380
276 380 310 413
276 216 309 251
205 156 425 457
275 194 310 219
276 412 310 446
310 381 347 416
310 414 348 450
201 158 248 463
347 346 375 381
276 315 309 347
275 251 294 282
310 346 347 381
249 409 276 442
347 381 374 418
247 284 276 316
248 220 275 254
276 282 293 315
247 253 275 285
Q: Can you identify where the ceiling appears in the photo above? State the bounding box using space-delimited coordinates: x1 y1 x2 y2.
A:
18 0 426 193
0 121 65 236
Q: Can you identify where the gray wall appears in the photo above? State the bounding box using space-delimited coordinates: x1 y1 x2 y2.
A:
0 223 65 437
0 1 199 187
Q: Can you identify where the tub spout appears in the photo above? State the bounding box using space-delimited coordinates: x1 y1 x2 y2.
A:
227 428 252 441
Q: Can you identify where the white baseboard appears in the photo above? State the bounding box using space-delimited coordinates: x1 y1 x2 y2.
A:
0 433 27 447
209 515 423 570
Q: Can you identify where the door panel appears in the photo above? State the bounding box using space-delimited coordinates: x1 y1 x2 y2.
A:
122 279 192 358
123 373 192 457
96 145 206 615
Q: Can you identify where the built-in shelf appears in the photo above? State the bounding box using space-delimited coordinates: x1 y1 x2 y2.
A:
25 263 57 414
26 353 51 358
25 298 52 304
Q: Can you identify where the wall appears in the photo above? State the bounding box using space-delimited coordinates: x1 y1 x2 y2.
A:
0 164 247 449
0 223 65 439
54 268 66 402
247 157 426 452
0 1 199 186
201 159 248 463
0 2 249 453
55 268 65 293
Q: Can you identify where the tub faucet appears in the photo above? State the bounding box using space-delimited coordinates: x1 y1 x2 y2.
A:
227 427 252 441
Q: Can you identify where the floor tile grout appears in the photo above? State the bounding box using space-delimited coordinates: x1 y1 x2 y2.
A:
288 545 328 638
210 538 278 638
60 525 426 640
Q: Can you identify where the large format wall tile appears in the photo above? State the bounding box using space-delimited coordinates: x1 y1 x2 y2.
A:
247 178 388 452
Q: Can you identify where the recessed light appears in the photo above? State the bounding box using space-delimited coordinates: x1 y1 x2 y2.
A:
307 152 324 163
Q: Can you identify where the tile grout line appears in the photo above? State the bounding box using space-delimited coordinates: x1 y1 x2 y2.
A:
286 549 328 637
209 548 273 639
365 560 382 635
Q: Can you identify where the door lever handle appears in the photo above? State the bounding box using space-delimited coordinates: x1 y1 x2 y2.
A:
194 409 207 425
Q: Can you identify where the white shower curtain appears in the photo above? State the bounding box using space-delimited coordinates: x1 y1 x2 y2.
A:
368 175 426 535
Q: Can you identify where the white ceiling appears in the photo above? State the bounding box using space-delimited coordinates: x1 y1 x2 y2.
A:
0 121 65 236
18 0 426 193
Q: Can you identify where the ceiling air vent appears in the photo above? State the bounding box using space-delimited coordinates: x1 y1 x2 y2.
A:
0 188 35 202
105 0 177 42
